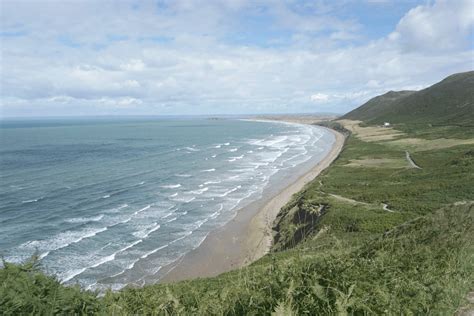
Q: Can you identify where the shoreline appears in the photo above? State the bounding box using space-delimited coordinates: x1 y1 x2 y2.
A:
159 121 345 283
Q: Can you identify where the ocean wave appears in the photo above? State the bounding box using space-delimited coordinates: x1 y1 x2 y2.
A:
62 239 144 282
141 244 169 259
27 227 109 260
175 174 192 178
209 211 220 219
209 203 224 219
184 146 200 152
35 204 154 260
204 180 221 185
172 231 193 243
170 196 195 203
133 205 151 215
133 223 160 239
250 162 270 169
220 185 241 197
165 217 178 223
169 192 178 197
161 212 174 219
194 218 209 229
21 196 45 204
228 155 244 162
211 154 217 158
280 150 308 165
201 168 215 172
61 267 88 283
161 184 182 189
228 148 238 152
188 187 209 195
107 204 129 213
65 214 104 224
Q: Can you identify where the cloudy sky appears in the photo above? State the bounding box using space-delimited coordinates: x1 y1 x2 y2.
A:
1 0 473 117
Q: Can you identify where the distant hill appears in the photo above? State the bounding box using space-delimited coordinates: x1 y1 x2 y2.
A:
342 71 474 126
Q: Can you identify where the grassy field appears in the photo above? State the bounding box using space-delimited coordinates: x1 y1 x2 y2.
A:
1 121 473 315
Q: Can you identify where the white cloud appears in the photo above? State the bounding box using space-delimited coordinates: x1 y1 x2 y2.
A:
389 0 474 52
0 0 472 116
310 93 330 102
120 59 146 72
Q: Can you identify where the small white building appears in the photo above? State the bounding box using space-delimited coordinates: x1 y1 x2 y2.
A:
383 122 391 127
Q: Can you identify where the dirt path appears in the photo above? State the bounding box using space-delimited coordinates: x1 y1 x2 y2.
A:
405 151 422 169
329 193 369 205
330 193 396 212
382 203 395 213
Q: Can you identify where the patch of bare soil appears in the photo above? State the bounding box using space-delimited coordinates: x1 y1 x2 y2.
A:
344 158 409 168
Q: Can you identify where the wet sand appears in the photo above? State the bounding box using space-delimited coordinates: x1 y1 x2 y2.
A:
159 120 345 283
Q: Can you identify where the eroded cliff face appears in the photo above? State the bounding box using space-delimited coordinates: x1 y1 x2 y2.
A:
272 196 328 251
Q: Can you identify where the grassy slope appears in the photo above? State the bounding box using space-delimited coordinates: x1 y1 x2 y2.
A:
1 122 473 315
342 71 474 127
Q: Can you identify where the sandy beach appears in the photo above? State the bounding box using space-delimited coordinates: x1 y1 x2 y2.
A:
159 119 345 283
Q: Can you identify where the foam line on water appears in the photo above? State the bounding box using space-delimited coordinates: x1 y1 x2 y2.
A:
21 196 45 204
187 187 209 195
204 180 221 185
32 227 109 260
133 223 161 239
201 168 216 172
62 238 144 283
35 204 151 260
160 184 181 189
219 185 241 197
133 205 151 215
175 174 192 177
65 214 104 224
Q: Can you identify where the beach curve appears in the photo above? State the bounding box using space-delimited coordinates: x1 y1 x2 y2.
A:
159 121 345 283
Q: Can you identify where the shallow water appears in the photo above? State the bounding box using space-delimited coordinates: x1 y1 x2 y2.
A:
0 117 334 290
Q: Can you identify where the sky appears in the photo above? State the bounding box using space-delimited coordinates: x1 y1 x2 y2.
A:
1 0 473 117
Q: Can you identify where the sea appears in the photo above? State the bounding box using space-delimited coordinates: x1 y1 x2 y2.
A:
0 117 334 291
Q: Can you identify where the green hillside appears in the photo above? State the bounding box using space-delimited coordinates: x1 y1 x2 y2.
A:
342 71 474 126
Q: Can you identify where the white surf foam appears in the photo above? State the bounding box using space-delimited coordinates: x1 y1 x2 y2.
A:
133 223 161 239
175 174 192 178
133 205 151 215
161 184 181 189
29 227 109 260
220 185 241 197
201 168 216 172
165 217 178 223
21 196 44 204
188 187 209 195
204 180 221 185
141 244 169 259
187 146 200 151
65 214 104 224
